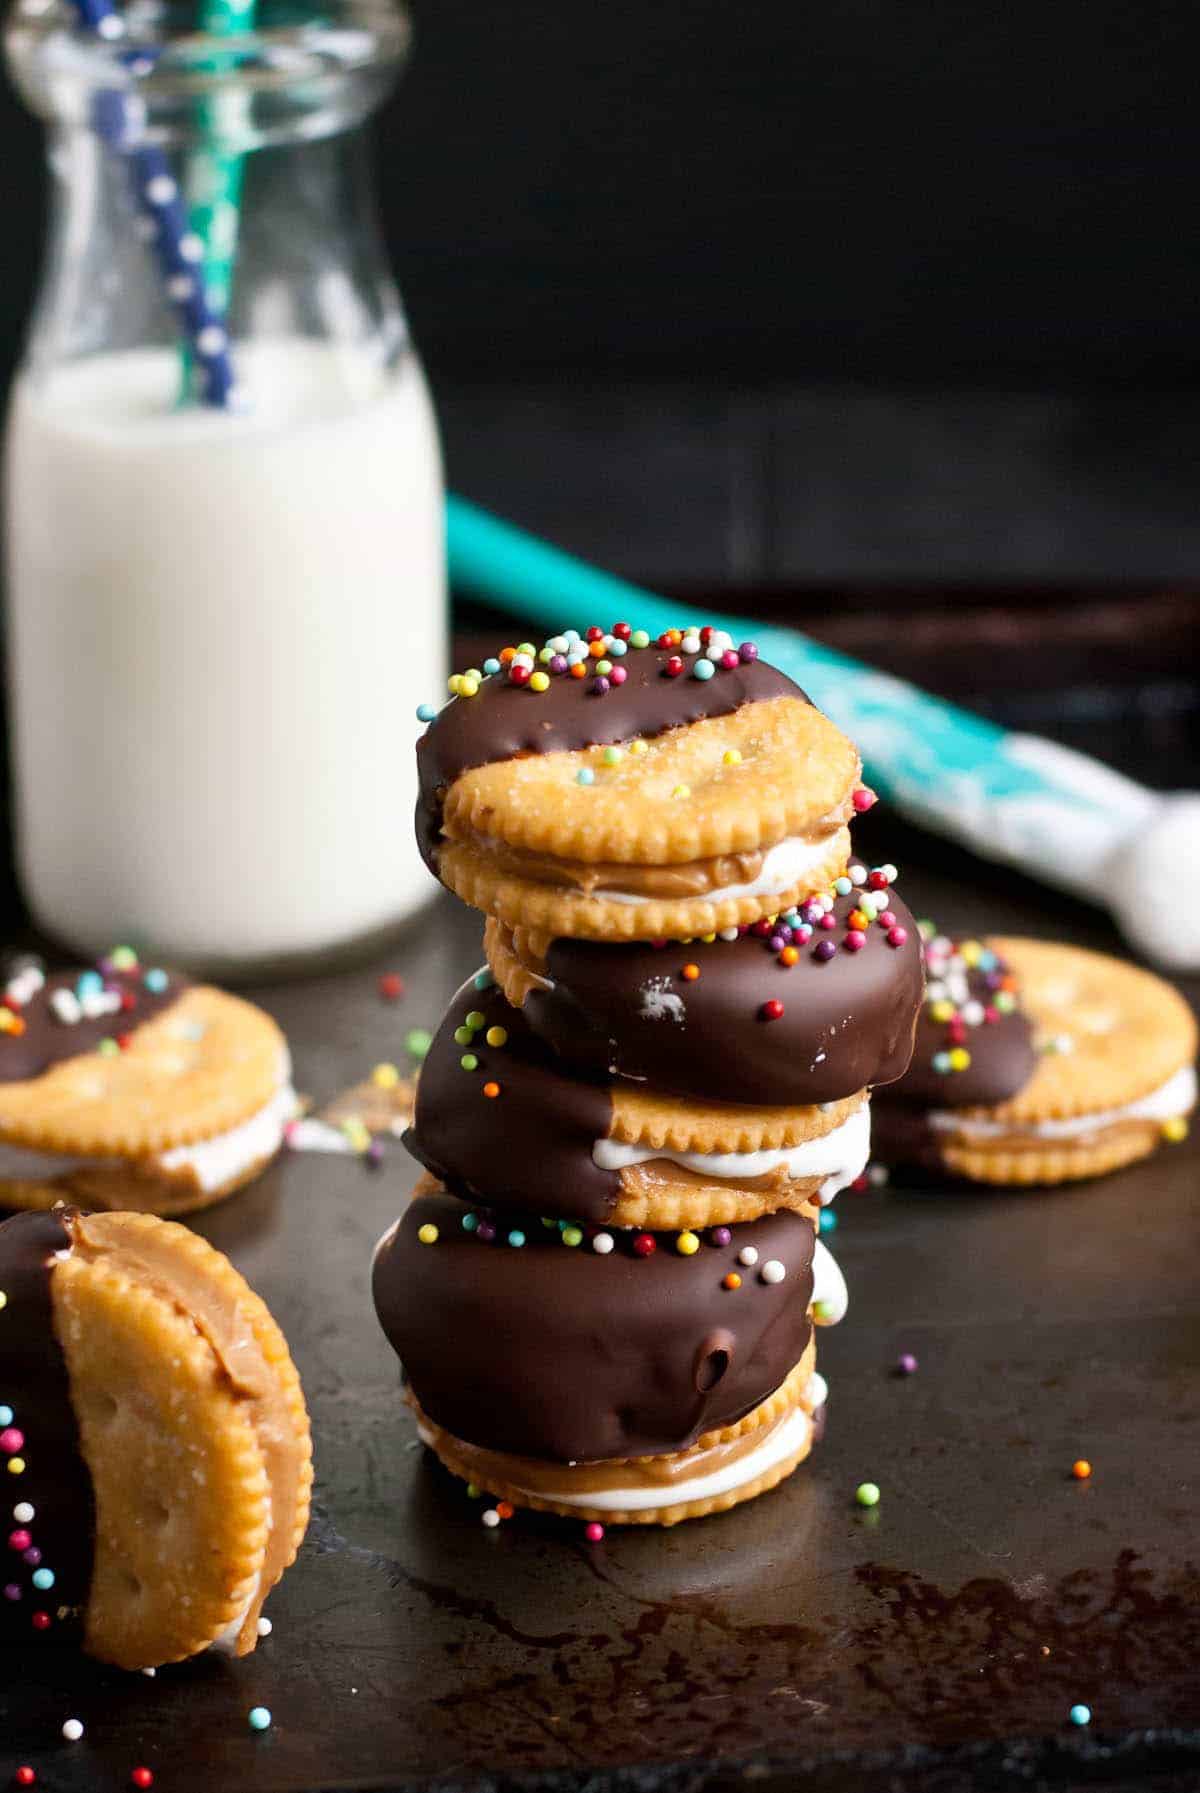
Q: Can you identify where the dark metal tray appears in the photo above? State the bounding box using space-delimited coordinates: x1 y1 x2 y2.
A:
2 820 1198 1793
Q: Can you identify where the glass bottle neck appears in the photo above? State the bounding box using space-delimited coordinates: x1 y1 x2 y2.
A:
24 121 409 393
8 0 412 404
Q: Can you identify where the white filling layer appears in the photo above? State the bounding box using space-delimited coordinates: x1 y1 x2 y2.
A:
592 1099 871 1205
0 1061 296 1194
929 1063 1197 1143
598 831 840 906
424 1402 814 1513
812 1238 848 1324
807 1371 829 1412
158 1075 298 1191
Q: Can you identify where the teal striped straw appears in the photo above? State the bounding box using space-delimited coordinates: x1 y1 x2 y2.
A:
181 0 255 395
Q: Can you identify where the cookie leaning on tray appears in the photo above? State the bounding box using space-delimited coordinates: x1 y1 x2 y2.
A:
0 1207 311 1668
0 950 297 1215
416 625 865 940
872 930 1197 1184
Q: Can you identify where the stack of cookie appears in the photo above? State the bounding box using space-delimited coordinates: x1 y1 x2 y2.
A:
374 625 924 1525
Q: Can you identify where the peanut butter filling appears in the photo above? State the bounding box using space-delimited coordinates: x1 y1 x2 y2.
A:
616 1156 827 1199
67 1213 306 1651
443 830 803 899
415 1401 798 1497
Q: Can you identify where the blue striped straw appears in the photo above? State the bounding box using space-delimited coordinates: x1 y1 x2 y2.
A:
70 0 237 406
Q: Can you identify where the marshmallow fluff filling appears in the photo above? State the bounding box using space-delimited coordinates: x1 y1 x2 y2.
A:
593 1099 871 1204
929 1063 1197 1143
599 832 841 905
0 1061 296 1193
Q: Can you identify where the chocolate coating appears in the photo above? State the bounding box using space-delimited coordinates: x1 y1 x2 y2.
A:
872 937 1037 1168
416 639 805 868
404 974 618 1223
0 963 186 1085
520 884 923 1105
884 947 1036 1110
0 1209 93 1641
373 1188 815 1462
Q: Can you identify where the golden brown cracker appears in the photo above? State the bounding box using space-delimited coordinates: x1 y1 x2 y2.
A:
610 1086 864 1153
601 1172 822 1231
0 986 287 1158
976 937 1196 1125
412 1359 818 1527
441 696 860 865
939 1123 1167 1187
483 919 546 1009
601 1086 865 1227
437 826 850 942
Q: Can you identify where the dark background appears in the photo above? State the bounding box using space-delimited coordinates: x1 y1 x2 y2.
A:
0 0 1198 852
2 15 1200 1789
4 0 1200 584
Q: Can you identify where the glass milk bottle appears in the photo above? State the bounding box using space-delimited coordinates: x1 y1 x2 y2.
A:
4 0 444 972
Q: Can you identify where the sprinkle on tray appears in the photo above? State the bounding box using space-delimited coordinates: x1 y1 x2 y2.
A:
1071 1458 1092 1480
855 1482 881 1508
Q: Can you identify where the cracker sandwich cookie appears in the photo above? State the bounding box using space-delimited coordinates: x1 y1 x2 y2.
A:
404 970 877 1231
0 1207 312 1667
373 1183 844 1526
0 952 296 1215
874 932 1197 1184
417 625 866 941
485 868 921 1107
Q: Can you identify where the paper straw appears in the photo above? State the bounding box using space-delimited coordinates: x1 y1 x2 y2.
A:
186 0 255 318
444 496 1176 928
68 0 237 405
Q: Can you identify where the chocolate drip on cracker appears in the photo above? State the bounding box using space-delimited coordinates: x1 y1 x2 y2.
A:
403 974 619 1223
0 966 187 1085
517 882 923 1106
880 941 1036 1111
373 1189 815 1463
416 644 805 869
